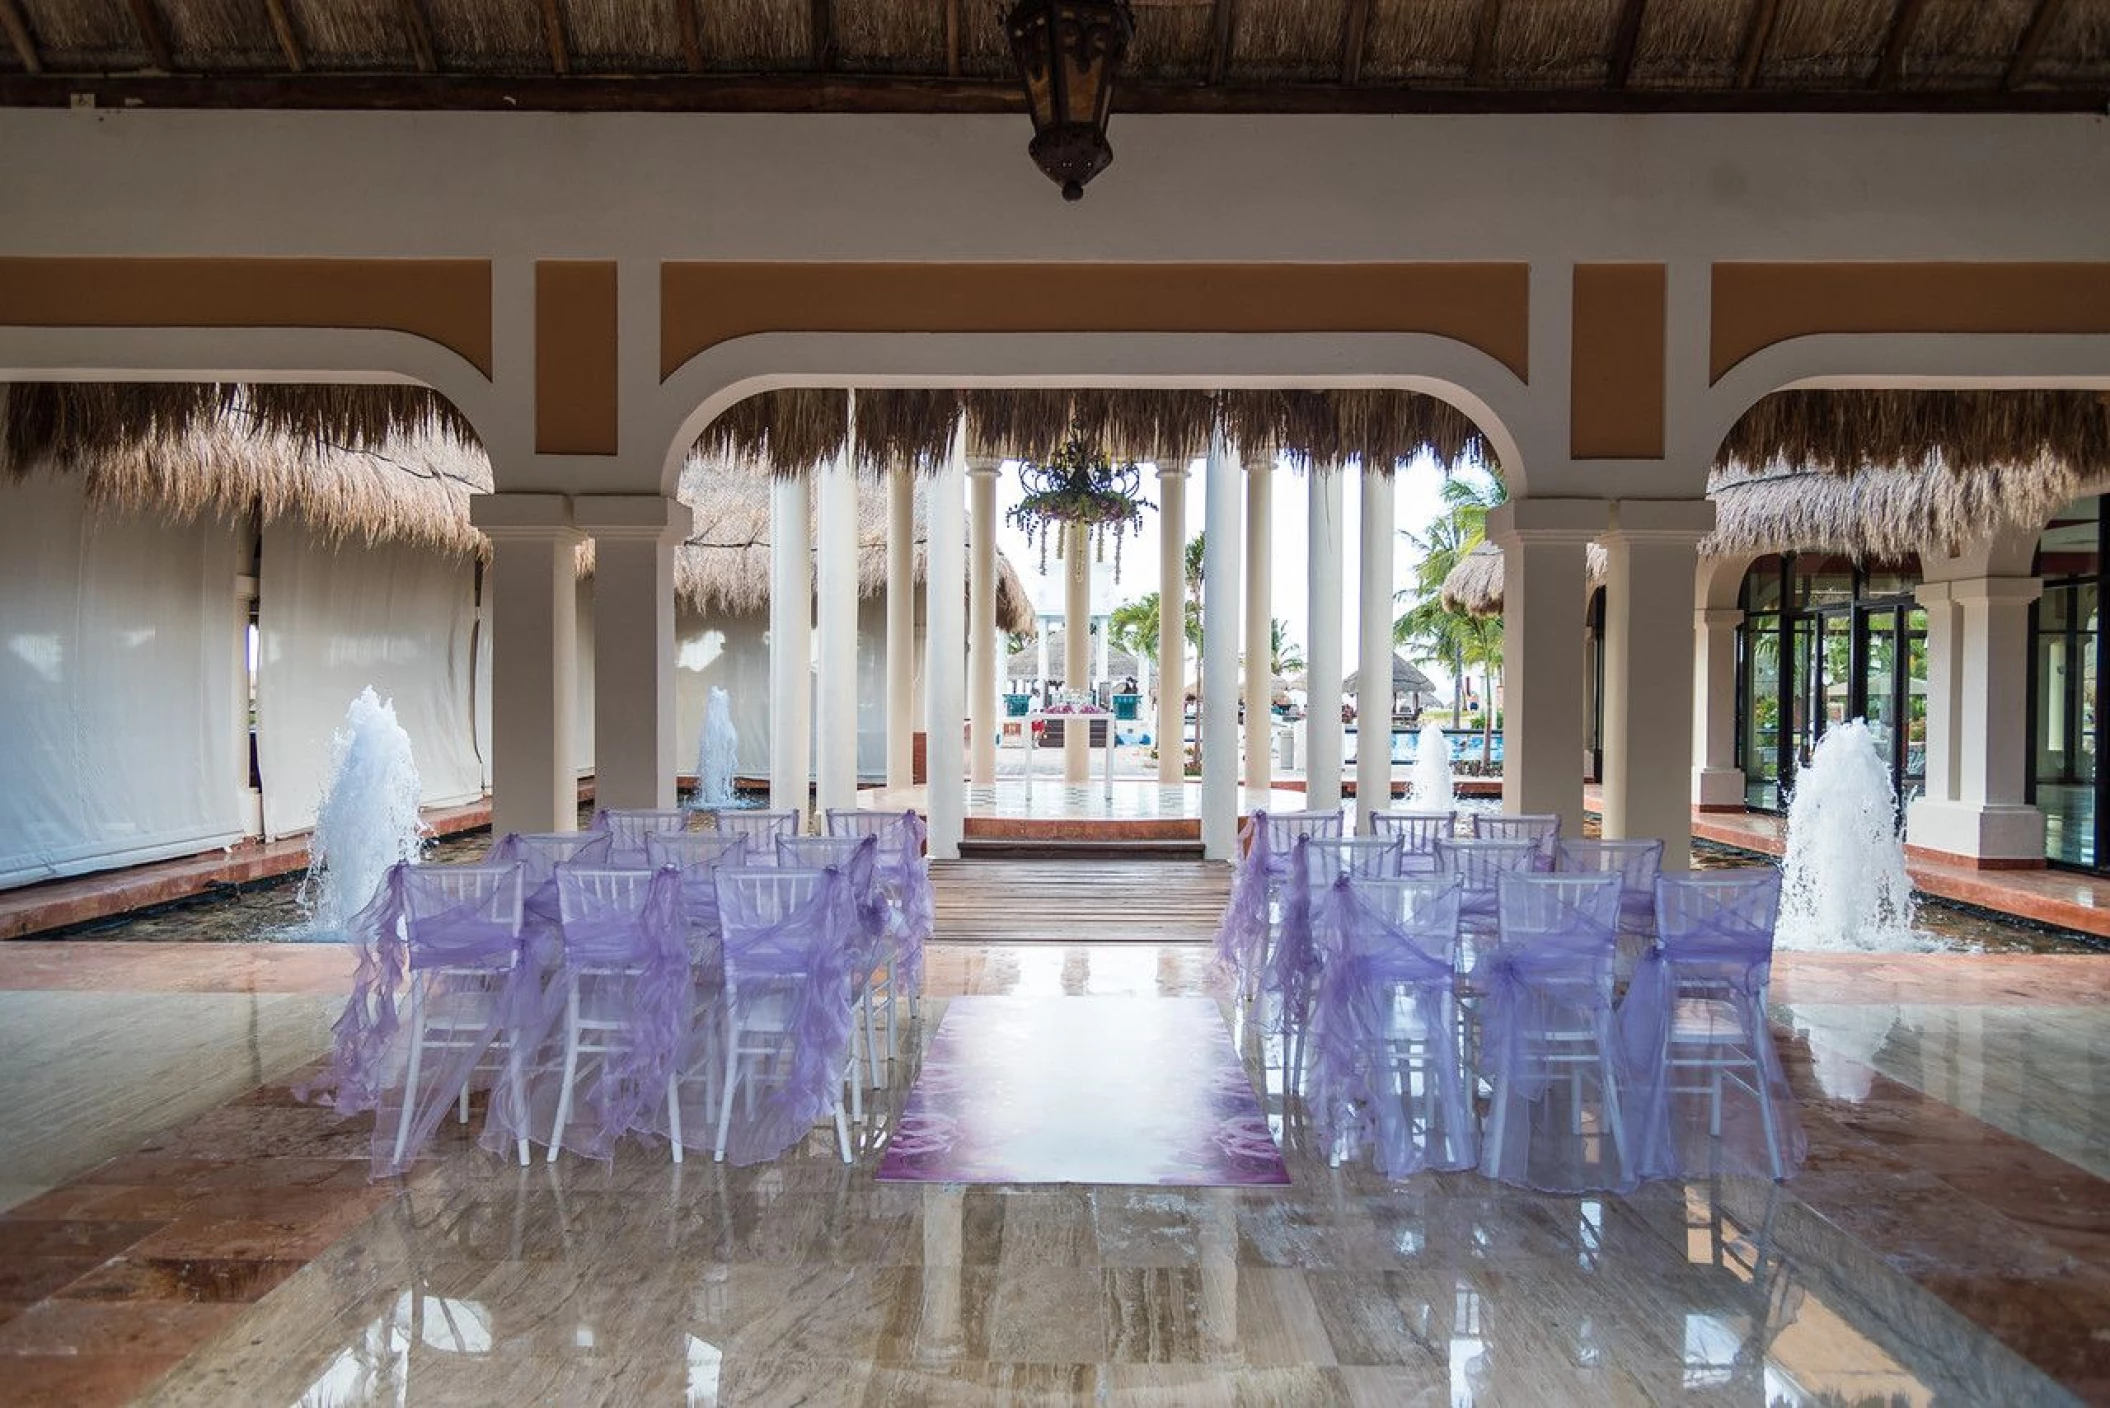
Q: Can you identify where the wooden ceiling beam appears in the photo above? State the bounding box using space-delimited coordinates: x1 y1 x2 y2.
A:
812 0 837 71
10 71 2100 115
2005 0 2069 90
675 0 702 73
1607 0 1647 89
1208 0 1236 86
946 0 960 78
1872 0 1930 88
540 0 570 75
126 0 175 72
1469 0 1503 85
261 0 304 72
0 0 42 75
1339 0 1371 85
1735 0 1779 88
396 0 436 72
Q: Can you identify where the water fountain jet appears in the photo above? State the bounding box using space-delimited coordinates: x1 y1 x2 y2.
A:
1409 717 1455 811
697 686 739 808
1776 719 1932 951
296 688 425 941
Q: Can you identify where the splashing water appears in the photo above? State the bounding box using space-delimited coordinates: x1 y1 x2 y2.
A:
1409 718 1455 811
698 686 739 807
1776 719 1933 951
297 688 425 941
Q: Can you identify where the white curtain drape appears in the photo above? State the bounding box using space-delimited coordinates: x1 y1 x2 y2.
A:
0 475 246 888
256 524 484 838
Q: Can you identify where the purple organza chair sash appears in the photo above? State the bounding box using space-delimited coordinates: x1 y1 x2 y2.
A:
545 865 693 1160
487 831 612 944
1619 871 1805 1181
1261 838 1321 1030
1214 812 1276 980
714 864 863 1165
1306 875 1474 1177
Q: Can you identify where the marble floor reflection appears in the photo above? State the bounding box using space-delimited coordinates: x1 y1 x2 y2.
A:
2 940 2105 1405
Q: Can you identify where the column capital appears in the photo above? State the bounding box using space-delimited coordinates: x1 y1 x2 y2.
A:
1696 607 1743 629
571 493 692 543
1604 497 1715 545
1487 497 1607 546
469 491 583 542
1155 460 1189 483
1948 576 2044 608
1243 444 1275 473
966 457 1004 480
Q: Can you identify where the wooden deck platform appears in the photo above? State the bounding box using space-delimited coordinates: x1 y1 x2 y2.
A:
930 858 1230 945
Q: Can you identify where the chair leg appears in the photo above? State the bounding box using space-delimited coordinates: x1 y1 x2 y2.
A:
1599 1033 1630 1175
1483 1075 1509 1182
390 986 427 1168
847 1027 866 1125
1750 999 1786 1181
714 1027 740 1163
862 988 882 1089
458 1078 472 1125
832 1090 853 1164
546 986 581 1164
505 1036 530 1167
666 1074 684 1165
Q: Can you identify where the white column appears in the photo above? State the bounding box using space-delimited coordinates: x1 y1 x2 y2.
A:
1035 623 1049 692
768 472 812 823
1488 498 1602 836
1157 461 1189 786
1907 576 2045 863
887 462 916 791
1243 444 1273 801
1693 607 1745 809
576 494 691 812
1094 612 1110 691
925 429 968 858
1355 465 1396 834
469 493 582 836
1201 424 1242 860
1601 501 1712 871
815 400 861 819
967 458 1002 786
1306 463 1345 813
1063 522 1092 783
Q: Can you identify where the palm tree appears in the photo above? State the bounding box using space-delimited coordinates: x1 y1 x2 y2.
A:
1459 613 1504 764
1269 618 1305 677
1394 469 1507 727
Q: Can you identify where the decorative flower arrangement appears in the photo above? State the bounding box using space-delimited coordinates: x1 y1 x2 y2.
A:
1006 428 1152 577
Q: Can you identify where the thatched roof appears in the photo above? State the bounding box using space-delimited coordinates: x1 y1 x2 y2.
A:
646 457 1039 632
1344 654 1439 697
6 0 2103 112
1440 540 1610 617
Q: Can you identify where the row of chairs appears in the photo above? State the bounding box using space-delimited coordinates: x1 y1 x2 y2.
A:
1301 862 1802 1190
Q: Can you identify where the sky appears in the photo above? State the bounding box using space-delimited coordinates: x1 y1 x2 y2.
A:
994 450 1489 703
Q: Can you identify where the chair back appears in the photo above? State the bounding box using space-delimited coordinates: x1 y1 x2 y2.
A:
1332 874 1464 971
488 831 610 887
645 831 749 872
1471 812 1562 851
714 866 843 1003
597 808 690 867
778 833 876 879
401 862 525 968
1493 873 1624 999
1434 838 1545 892
1302 835 1405 884
554 866 667 967
1371 810 1456 872
704 809 802 846
1262 809 1345 855
824 808 919 863
1556 838 1665 936
1654 870 1783 969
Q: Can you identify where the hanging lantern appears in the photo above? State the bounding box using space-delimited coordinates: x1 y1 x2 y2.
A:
1003 0 1135 202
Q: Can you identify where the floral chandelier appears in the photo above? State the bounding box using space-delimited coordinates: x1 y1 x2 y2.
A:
1006 428 1152 577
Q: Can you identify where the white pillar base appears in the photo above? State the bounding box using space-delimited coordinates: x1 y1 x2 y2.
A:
1905 799 2047 866
1693 767 1748 810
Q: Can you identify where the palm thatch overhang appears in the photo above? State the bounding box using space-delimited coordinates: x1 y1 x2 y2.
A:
1440 389 2110 616
1 0 2103 114
0 381 1037 630
1343 654 1440 697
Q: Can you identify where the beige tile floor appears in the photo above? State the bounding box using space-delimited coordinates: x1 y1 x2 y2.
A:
0 943 2060 1406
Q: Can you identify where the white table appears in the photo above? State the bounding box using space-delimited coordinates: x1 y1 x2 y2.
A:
1002 711 1117 800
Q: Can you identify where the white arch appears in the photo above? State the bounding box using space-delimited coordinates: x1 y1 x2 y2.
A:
0 325 513 463
646 331 1549 498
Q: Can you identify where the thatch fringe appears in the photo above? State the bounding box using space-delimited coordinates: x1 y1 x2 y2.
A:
1 382 478 467
1717 389 2110 479
693 388 850 476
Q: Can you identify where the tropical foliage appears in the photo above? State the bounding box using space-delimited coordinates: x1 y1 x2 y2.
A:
1394 469 1506 731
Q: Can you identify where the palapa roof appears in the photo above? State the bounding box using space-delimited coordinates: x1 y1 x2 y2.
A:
1344 655 1439 697
0 382 1037 630
1442 540 1610 616
1 0 2102 113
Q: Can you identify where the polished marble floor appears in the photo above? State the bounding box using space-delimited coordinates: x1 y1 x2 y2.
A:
1 928 2105 1405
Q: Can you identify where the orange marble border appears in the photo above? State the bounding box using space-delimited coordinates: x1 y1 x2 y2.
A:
1709 261 2110 384
0 257 495 378
659 261 1532 384
1570 263 1666 459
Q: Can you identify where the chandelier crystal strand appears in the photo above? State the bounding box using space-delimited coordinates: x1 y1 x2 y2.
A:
1005 427 1152 584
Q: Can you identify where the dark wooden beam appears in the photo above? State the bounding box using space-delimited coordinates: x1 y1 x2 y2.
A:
539 0 569 75
1339 0 1371 85
1607 0 1647 89
946 0 960 79
1872 0 1930 88
261 0 304 72
811 0 836 71
0 0 42 76
396 0 436 72
1208 0 1236 86
1735 0 1779 88
1469 0 1503 85
2005 0 2070 90
675 0 702 73
3 71 2101 115
126 0 174 72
